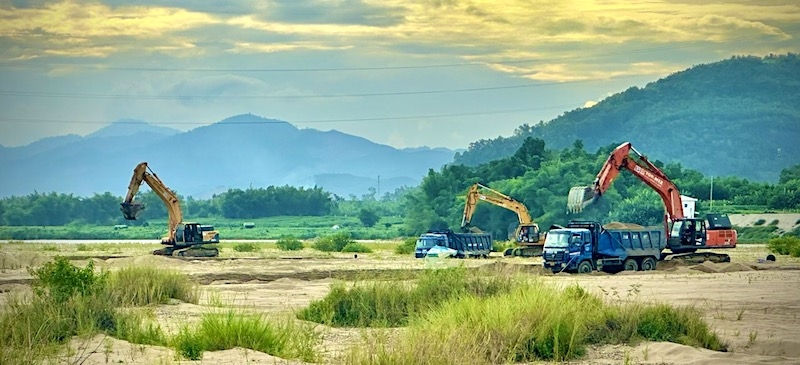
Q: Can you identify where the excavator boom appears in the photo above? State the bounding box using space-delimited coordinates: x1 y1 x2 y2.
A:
567 142 736 261
120 162 219 257
461 183 542 256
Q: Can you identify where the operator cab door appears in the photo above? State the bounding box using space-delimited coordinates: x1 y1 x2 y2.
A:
673 219 706 247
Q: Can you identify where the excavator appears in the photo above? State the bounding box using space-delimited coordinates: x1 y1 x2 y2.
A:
461 182 544 257
120 162 220 257
567 142 736 263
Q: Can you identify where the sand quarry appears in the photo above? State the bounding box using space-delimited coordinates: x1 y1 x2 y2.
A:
1 241 800 365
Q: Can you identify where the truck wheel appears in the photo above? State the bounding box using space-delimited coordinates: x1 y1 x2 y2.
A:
623 258 639 271
641 257 656 271
577 261 593 274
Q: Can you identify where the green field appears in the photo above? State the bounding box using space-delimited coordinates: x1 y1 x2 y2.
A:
0 215 408 241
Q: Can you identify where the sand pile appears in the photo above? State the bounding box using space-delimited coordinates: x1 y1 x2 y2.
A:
105 255 184 268
690 261 755 274
603 222 645 230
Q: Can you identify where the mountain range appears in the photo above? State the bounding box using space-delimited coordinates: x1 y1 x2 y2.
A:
0 115 456 198
454 54 800 182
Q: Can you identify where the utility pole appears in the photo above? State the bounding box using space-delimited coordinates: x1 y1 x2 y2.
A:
377 175 380 198
710 176 714 210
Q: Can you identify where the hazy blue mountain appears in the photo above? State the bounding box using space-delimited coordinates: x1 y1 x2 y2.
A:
0 114 455 198
87 119 180 139
454 54 800 182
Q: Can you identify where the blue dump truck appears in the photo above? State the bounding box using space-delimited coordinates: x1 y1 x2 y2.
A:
543 221 666 273
414 229 493 259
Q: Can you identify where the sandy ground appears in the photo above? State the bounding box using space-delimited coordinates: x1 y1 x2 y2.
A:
1 242 800 365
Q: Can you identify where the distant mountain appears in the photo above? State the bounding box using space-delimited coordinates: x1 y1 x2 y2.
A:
454 54 800 182
87 119 180 139
0 114 455 198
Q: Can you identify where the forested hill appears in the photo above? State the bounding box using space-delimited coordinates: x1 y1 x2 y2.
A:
454 54 800 182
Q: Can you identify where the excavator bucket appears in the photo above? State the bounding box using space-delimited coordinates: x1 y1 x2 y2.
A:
567 186 596 213
120 202 145 220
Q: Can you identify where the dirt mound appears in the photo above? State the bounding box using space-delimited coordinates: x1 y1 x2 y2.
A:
105 254 184 268
603 221 645 230
690 261 756 274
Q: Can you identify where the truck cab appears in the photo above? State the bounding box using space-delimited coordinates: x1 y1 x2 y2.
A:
415 233 447 258
543 227 593 273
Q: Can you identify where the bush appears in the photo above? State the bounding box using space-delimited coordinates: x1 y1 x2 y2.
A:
769 219 779 226
341 242 373 253
30 256 105 303
276 237 304 251
395 237 416 255
358 209 380 227
233 242 259 252
754 219 766 226
313 232 354 252
767 235 800 257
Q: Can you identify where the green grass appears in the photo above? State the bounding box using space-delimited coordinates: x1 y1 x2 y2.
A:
297 267 518 327
340 282 726 364
0 215 408 240
394 237 416 255
232 242 260 252
734 225 781 243
173 310 319 362
768 235 800 257
108 266 199 305
276 236 304 251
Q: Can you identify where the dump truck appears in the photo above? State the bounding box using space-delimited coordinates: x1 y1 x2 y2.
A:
543 221 666 273
414 229 493 259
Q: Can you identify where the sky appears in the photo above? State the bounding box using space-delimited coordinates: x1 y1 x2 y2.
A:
0 0 798 150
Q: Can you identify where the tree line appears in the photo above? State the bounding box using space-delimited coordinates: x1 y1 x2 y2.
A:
404 138 800 239
0 185 337 226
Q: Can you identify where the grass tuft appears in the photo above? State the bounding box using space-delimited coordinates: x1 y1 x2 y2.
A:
108 266 199 305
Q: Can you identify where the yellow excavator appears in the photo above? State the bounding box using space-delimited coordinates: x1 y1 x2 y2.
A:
120 162 220 257
461 183 544 257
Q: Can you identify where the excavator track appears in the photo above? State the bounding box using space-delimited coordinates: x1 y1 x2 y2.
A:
503 246 544 258
666 252 731 265
173 244 220 258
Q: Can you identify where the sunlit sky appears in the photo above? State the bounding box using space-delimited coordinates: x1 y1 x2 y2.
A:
1 0 798 149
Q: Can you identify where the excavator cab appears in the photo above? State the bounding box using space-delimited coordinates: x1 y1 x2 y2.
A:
517 224 541 243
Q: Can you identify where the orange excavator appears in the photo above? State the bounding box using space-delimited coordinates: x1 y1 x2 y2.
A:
568 142 736 263
120 162 220 257
461 183 544 257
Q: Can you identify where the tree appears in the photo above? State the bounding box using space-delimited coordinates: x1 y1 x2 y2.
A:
358 208 380 227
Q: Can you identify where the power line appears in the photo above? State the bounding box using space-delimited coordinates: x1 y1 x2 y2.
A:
0 71 668 100
0 104 577 125
0 28 795 73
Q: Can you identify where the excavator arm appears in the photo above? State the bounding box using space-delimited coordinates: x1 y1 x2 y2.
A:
121 162 183 244
568 142 684 222
461 183 540 244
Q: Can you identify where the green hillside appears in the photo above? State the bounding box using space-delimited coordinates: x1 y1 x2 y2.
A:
455 54 800 182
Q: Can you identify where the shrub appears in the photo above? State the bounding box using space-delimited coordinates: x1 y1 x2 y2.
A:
276 237 304 251
358 209 380 227
754 219 766 226
341 242 372 253
108 266 199 305
30 256 105 303
313 232 354 252
395 237 416 255
767 236 800 257
769 219 779 226
233 242 259 252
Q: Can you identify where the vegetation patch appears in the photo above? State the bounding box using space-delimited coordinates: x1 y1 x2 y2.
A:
313 232 356 252
768 235 800 257
0 257 191 364
341 242 373 253
297 267 517 327
174 310 319 362
232 242 260 252
394 237 416 255
341 283 726 364
275 236 304 251
734 225 780 243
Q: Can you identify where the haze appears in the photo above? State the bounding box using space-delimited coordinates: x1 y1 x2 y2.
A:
1 0 798 149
